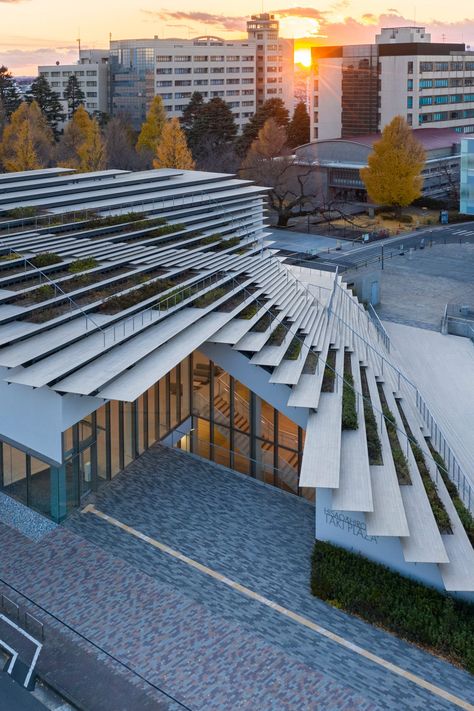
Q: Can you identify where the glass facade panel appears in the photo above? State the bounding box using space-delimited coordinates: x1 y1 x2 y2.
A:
1 352 311 522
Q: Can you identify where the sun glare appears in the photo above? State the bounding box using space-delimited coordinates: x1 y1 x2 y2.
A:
294 48 312 67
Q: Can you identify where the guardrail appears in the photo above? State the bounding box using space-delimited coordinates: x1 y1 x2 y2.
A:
367 303 391 352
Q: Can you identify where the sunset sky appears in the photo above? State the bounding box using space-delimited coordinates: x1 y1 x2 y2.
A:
1 0 474 74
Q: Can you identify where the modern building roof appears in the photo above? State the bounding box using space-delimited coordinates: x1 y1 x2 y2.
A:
302 127 462 152
0 167 472 595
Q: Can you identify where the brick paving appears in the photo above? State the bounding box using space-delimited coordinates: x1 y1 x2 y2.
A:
1 444 473 710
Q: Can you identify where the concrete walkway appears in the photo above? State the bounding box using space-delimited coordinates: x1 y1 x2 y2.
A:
385 322 474 482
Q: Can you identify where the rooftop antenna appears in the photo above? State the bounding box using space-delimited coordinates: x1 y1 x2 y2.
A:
76 34 81 56
442 33 446 43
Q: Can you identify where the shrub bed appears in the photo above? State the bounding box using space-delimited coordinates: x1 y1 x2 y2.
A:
429 446 474 547
396 402 451 533
237 303 260 320
321 349 336 392
360 367 382 465
212 237 241 251
302 350 318 374
284 336 302 360
342 354 358 430
311 540 474 673
68 257 99 273
31 253 62 268
268 322 288 346
377 384 410 484
194 287 228 308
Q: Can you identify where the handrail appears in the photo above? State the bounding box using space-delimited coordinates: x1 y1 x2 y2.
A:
367 303 391 352
0 240 105 335
233 278 474 513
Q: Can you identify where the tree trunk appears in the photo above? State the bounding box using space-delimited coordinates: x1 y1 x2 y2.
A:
277 213 290 227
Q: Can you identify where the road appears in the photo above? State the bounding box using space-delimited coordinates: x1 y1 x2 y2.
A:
268 222 474 273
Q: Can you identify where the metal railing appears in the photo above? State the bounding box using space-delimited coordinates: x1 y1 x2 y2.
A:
0 241 105 336
367 303 391 352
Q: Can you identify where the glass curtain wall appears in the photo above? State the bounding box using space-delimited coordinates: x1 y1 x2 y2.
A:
0 351 310 523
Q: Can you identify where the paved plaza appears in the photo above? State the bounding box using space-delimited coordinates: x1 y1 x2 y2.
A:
1 445 471 710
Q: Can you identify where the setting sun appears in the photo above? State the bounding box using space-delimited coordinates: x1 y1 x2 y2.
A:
294 48 312 67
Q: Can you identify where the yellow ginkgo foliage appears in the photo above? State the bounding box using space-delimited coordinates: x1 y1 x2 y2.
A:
0 101 54 171
360 116 426 214
136 96 167 155
153 118 195 170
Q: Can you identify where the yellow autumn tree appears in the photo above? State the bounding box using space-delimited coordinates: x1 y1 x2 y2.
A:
56 105 94 168
153 118 195 170
360 116 426 214
136 96 167 157
0 101 54 171
77 117 106 172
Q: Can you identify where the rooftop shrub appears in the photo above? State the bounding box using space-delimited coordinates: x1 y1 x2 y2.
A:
321 349 336 392
284 336 302 360
429 446 474 547
194 287 228 308
268 323 287 346
360 367 382 465
68 257 99 273
377 383 410 484
237 303 260 320
31 253 62 268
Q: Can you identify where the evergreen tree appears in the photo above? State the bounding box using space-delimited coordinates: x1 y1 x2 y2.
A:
153 118 195 170
0 98 7 135
0 101 54 171
181 91 204 134
27 75 64 138
287 101 310 148
64 75 85 117
56 105 94 168
237 98 289 157
77 118 106 172
136 95 167 162
360 116 426 215
0 65 22 119
187 97 238 166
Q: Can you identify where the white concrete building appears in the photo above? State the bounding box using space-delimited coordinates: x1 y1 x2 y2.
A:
0 167 472 598
110 17 294 129
39 50 110 120
152 36 257 132
310 26 474 141
246 13 294 111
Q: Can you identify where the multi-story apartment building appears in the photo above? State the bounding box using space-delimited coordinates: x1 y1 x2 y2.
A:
246 13 294 110
152 36 257 132
310 27 474 141
109 15 294 129
110 36 258 130
39 50 110 121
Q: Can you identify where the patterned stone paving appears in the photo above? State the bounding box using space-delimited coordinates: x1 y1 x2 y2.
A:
0 445 473 710
63 445 474 710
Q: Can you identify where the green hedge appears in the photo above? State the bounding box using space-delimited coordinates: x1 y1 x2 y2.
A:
311 540 474 673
